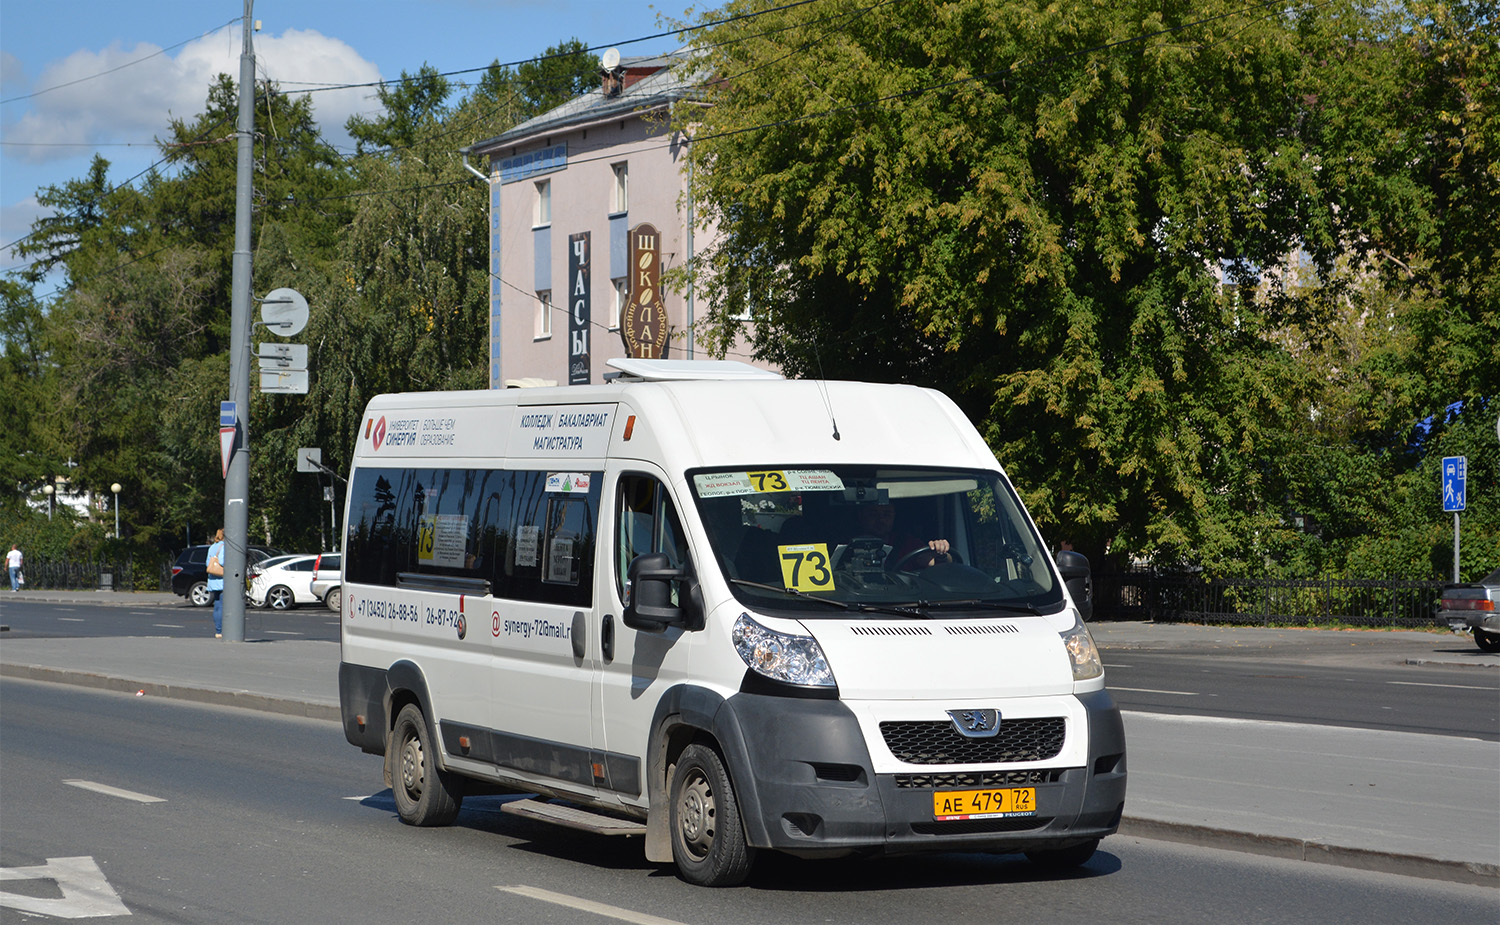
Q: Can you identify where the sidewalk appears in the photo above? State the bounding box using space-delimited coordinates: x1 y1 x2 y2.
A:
1 601 1495 886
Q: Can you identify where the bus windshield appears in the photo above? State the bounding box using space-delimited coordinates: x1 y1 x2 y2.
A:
689 466 1064 617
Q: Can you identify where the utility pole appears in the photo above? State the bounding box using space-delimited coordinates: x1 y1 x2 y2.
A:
221 0 256 642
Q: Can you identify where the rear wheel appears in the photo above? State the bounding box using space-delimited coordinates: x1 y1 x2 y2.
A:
669 743 755 887
391 704 462 826
266 585 295 610
324 586 341 612
1026 838 1100 870
1475 628 1500 653
188 581 211 607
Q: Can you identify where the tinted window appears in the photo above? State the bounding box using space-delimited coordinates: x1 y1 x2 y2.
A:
345 466 599 606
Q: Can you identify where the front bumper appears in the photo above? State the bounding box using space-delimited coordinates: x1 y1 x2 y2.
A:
713 688 1126 856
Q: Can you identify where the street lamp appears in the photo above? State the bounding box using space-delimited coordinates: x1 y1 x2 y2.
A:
111 483 122 537
42 484 53 520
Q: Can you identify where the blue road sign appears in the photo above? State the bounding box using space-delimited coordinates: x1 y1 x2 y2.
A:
1442 456 1466 512
220 401 236 428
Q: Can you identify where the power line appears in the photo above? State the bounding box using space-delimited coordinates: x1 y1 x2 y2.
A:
0 17 241 105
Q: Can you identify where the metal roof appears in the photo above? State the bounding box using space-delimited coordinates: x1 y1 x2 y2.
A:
464 50 702 155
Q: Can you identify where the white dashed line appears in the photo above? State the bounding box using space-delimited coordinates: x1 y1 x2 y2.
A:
63 780 166 803
497 885 688 925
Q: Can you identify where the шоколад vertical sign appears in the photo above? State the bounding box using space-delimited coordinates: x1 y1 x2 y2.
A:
620 222 668 359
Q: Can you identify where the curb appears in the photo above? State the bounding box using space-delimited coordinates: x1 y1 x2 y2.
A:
1116 817 1497 887
3 661 1494 887
0 662 340 722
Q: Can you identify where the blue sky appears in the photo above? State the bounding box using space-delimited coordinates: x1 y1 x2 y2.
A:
0 1 688 276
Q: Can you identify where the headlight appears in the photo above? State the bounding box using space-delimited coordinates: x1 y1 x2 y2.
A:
1060 619 1103 681
731 613 836 688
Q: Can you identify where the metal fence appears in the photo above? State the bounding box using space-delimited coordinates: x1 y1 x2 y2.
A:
1093 571 1446 628
18 556 171 593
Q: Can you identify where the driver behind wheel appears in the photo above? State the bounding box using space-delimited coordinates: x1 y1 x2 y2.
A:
846 502 950 569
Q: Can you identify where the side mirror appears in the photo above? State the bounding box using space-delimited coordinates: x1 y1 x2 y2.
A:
1055 549 1093 622
623 553 704 632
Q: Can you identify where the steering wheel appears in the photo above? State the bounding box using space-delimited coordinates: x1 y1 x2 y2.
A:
892 545 959 572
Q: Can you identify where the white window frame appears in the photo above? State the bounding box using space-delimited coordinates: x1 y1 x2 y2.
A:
534 179 551 227
535 290 552 339
611 162 628 214
610 278 627 330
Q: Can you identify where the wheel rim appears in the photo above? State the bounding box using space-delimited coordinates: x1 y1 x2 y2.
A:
270 587 291 609
190 584 210 606
400 729 425 801
677 768 716 861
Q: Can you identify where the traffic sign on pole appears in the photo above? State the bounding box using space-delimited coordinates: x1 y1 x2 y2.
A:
1442 456 1466 512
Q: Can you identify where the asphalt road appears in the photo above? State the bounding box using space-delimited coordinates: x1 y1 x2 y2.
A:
1102 650 1499 740
3 679 1494 925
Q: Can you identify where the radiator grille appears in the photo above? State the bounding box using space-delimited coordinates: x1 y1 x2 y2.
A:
880 717 1065 765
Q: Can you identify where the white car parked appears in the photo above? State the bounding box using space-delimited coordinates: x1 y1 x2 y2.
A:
247 554 321 610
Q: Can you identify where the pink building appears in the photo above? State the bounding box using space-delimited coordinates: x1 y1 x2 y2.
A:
464 52 769 388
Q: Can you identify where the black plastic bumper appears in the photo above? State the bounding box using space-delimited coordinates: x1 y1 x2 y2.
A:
712 687 1126 856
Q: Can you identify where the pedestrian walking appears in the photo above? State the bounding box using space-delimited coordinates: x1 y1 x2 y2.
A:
6 544 21 591
206 529 226 637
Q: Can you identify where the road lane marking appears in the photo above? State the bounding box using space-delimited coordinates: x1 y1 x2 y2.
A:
153 624 184 628
1388 680 1498 691
0 856 130 918
1110 687 1199 696
265 630 303 636
64 779 166 803
497 885 688 925
58 617 85 622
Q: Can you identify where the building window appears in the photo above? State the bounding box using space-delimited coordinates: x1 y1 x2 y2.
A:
535 179 551 227
610 278 627 330
535 290 552 339
611 163 628 214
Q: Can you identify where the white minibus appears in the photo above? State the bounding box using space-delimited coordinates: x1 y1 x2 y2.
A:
338 359 1124 886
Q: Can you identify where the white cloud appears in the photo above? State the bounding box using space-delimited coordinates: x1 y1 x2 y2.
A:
4 26 382 166
0 50 26 97
2 194 44 262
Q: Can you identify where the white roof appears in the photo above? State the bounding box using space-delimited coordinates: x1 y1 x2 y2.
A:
606 358 783 382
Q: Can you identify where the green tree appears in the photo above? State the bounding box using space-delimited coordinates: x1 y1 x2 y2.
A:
677 0 1497 577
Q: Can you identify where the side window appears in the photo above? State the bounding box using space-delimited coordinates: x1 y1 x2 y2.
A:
508 470 600 606
616 474 688 600
345 467 416 586
346 465 598 604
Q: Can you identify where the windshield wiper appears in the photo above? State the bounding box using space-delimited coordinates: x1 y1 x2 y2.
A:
727 579 928 617
919 599 1041 615
728 578 850 609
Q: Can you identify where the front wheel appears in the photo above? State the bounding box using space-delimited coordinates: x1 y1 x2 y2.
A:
390 704 462 826
669 743 755 887
1025 838 1100 870
1475 628 1500 653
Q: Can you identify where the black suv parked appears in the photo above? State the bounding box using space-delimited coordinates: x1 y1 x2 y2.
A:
170 544 285 606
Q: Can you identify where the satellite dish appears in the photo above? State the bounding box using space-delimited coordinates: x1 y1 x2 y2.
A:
601 48 621 70
260 287 309 337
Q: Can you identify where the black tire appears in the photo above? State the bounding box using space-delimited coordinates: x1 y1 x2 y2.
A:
324 586 342 612
1026 838 1100 870
266 585 296 610
1475 628 1500 653
669 743 755 887
188 580 212 607
391 704 462 826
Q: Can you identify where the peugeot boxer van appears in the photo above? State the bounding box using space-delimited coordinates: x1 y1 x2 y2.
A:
338 358 1124 886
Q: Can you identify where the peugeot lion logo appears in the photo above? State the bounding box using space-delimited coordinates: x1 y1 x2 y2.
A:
947 709 1001 738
